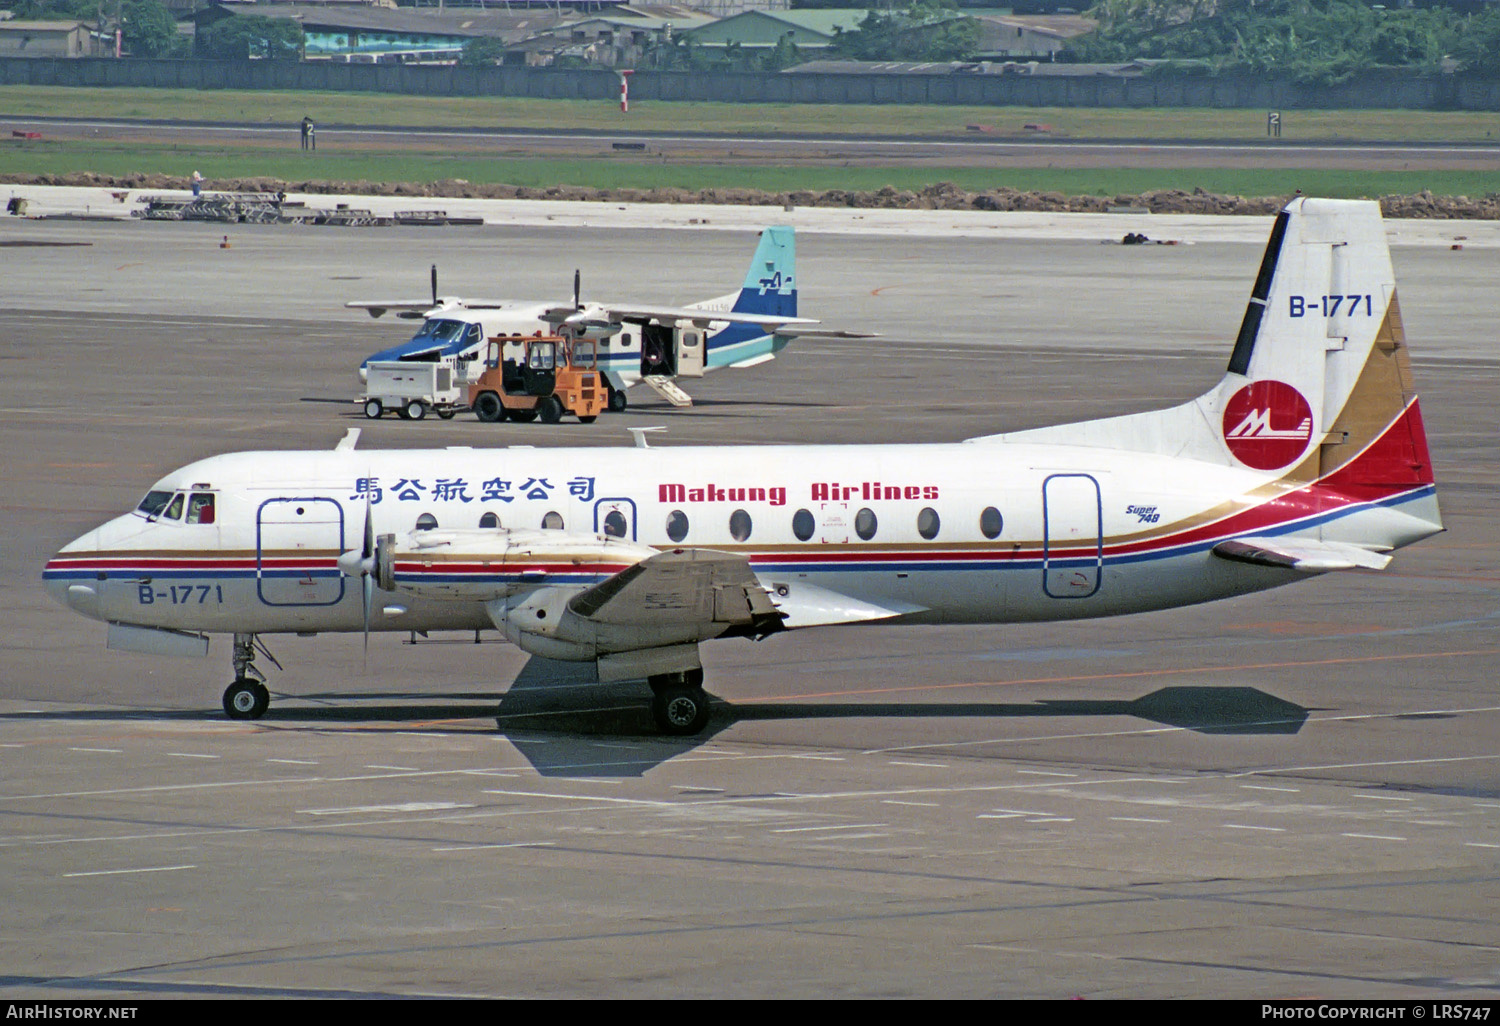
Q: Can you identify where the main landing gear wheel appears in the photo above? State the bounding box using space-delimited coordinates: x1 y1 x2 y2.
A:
223 678 270 720
608 388 627 413
363 399 383 419
648 670 710 735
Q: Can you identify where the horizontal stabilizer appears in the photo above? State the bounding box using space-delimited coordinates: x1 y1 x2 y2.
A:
760 579 913 628
1212 537 1392 573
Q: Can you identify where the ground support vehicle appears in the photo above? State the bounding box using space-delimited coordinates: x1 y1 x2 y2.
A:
468 334 606 424
362 361 464 420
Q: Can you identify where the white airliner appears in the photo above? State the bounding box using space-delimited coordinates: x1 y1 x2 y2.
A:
350 226 818 410
45 199 1441 735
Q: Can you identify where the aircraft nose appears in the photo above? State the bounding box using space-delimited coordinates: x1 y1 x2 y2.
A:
42 527 105 620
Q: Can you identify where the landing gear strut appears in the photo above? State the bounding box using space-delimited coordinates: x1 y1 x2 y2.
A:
222 633 279 720
648 668 711 736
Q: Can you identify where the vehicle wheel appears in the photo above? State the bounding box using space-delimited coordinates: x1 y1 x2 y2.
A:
437 409 456 420
507 408 538 423
608 388 627 413
651 687 711 736
538 396 563 424
223 679 270 720
404 400 427 421
474 392 503 423
363 399 383 419
577 414 598 424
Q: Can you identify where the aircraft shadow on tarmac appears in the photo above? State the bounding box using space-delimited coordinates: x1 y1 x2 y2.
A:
4 657 1312 778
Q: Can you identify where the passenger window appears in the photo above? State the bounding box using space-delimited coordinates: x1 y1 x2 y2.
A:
163 493 185 521
792 509 814 542
917 507 940 540
479 512 500 529
621 333 633 348
666 510 688 543
542 511 564 530
186 493 215 525
855 508 877 541
980 507 1003 539
416 513 438 530
603 510 627 538
729 509 752 542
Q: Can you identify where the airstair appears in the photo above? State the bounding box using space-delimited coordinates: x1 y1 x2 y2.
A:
643 376 693 407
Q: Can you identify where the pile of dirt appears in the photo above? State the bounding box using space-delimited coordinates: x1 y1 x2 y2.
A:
5 172 1498 219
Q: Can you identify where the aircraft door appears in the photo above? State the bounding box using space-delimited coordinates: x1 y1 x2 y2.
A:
594 498 636 541
256 497 346 606
1042 474 1102 599
675 321 705 378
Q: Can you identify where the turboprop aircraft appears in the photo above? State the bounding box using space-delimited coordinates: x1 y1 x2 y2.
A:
44 199 1441 735
349 226 818 410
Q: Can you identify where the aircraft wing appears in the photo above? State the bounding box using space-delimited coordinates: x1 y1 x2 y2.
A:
568 547 784 632
1212 537 1393 572
345 300 436 319
543 303 818 330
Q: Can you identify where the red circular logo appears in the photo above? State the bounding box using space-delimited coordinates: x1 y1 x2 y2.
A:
1222 380 1314 470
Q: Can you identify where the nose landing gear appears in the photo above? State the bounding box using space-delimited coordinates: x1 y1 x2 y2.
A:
222 633 281 720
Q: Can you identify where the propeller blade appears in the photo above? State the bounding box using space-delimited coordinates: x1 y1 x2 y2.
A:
430 264 438 308
573 268 581 310
362 573 373 667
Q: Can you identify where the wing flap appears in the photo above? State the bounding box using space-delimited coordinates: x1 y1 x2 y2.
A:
1212 536 1393 572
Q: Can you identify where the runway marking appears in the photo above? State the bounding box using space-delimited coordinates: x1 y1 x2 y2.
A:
1341 833 1407 842
166 752 218 760
267 758 318 765
1231 753 1500 778
1016 770 1077 777
770 823 888 834
882 800 940 807
773 648 1500 705
431 842 555 852
1466 842 1500 849
1241 785 1300 793
888 761 946 768
68 747 122 754
299 801 477 816
1110 816 1169 824
1355 794 1414 802
1223 824 1286 832
63 864 195 878
364 764 419 772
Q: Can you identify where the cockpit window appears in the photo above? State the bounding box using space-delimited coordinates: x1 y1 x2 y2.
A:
186 493 216 525
136 490 174 517
419 319 467 343
163 493 185 521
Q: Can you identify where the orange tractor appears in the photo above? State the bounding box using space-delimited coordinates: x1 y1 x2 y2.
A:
468 334 607 424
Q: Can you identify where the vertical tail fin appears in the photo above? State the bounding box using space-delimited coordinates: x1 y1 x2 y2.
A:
729 226 797 319
984 198 1434 496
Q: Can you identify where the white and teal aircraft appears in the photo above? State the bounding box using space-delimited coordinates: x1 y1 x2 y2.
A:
350 226 818 410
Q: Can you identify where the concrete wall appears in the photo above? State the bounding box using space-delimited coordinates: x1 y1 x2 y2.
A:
2 57 1497 110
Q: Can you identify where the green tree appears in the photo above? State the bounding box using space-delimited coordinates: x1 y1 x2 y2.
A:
832 3 979 62
121 0 186 58
459 37 506 66
196 15 304 60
